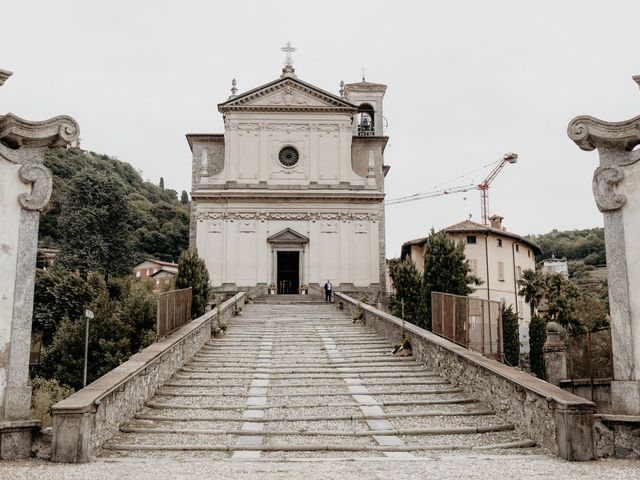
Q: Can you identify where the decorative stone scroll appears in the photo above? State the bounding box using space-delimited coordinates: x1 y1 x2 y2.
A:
567 76 640 415
195 211 381 222
0 72 80 458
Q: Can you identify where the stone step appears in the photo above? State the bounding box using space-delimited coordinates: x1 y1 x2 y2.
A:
100 301 537 459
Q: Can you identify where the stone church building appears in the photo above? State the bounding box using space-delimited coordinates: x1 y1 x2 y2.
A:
188 56 389 295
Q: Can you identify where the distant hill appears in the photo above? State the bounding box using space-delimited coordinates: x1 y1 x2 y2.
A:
526 228 608 304
526 228 606 266
40 147 189 264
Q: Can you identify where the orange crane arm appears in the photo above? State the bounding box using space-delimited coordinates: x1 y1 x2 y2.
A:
384 153 518 225
479 153 518 224
385 183 476 206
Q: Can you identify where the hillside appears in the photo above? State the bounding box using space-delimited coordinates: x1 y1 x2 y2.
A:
39 147 189 263
526 228 606 266
526 227 608 304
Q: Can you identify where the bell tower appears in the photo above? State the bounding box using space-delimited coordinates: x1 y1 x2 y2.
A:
342 78 387 137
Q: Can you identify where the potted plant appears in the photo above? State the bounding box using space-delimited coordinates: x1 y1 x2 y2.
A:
268 283 276 295
300 284 308 295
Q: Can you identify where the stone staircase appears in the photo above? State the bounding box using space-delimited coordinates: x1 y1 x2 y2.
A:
100 301 539 459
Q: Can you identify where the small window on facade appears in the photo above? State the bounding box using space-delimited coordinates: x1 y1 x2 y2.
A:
517 266 522 279
498 261 505 281
467 236 477 244
527 250 531 258
155 279 160 286
497 238 503 247
519 301 524 319
135 270 141 278
515 244 520 252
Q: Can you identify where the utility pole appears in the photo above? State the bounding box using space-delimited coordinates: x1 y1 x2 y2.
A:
83 309 94 388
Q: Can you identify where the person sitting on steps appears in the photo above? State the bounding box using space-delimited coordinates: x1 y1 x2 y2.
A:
324 280 332 302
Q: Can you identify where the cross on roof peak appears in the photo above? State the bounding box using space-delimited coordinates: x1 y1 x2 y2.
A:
281 41 297 67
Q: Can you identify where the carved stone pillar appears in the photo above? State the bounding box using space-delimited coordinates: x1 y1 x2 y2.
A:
543 322 567 386
568 76 640 414
0 68 80 458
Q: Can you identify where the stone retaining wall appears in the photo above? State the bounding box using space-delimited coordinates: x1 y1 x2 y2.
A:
335 293 596 461
50 292 246 463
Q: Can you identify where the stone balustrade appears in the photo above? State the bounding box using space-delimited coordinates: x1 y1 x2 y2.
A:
335 293 596 461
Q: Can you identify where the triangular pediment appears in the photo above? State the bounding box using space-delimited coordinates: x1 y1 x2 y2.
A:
219 78 357 113
267 228 309 244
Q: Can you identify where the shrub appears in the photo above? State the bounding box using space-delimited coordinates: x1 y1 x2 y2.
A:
352 303 365 323
30 377 74 428
529 315 547 379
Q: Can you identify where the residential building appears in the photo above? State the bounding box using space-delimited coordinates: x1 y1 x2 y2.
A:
541 256 569 277
401 216 541 350
133 259 178 291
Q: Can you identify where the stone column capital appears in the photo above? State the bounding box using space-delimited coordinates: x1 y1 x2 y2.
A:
567 78 640 212
0 113 80 212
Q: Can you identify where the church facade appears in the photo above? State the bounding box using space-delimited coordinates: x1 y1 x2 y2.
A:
188 60 389 295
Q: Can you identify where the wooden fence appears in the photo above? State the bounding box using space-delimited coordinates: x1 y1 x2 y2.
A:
156 287 192 340
431 291 503 360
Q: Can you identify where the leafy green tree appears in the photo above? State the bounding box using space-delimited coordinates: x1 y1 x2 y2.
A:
573 291 609 331
529 315 547 379
55 168 134 278
40 147 190 265
175 249 211 318
32 270 103 345
39 278 156 389
388 257 423 326
518 269 546 317
501 305 520 367
180 190 189 205
419 230 478 329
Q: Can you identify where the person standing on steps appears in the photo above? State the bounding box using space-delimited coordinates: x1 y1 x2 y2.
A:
324 280 332 302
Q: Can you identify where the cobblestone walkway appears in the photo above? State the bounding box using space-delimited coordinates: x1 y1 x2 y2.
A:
100 301 541 460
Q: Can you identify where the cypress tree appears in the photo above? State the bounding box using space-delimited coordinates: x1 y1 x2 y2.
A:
175 249 211 318
419 229 478 330
529 315 547 379
502 305 520 367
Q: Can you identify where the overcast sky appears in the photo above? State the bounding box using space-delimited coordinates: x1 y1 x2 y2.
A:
2 1 639 257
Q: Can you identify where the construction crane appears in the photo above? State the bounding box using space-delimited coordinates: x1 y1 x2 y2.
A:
385 153 518 225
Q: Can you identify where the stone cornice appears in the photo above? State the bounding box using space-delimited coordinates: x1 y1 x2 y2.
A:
191 189 385 203
185 133 224 152
568 114 640 156
195 210 382 222
0 113 80 149
0 68 12 86
218 77 357 114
